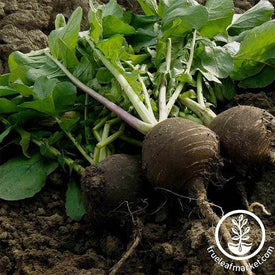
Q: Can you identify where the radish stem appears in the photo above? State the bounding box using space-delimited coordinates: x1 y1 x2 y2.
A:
45 52 152 134
32 138 85 175
159 38 172 121
179 96 216 126
84 93 89 144
86 39 157 125
196 72 205 108
159 76 167 121
117 134 143 147
186 30 197 74
166 83 184 115
97 124 125 149
56 118 94 164
138 75 155 119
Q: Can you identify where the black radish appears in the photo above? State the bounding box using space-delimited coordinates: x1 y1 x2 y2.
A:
142 117 219 191
210 106 275 164
81 154 145 222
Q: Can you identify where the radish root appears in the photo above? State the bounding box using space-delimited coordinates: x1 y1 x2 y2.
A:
269 150 275 164
248 202 271 216
109 219 143 275
191 178 254 275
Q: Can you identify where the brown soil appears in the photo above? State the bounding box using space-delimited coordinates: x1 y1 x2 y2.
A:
0 1 274 275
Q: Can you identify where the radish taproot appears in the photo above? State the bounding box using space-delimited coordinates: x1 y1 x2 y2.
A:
209 106 275 164
81 154 146 222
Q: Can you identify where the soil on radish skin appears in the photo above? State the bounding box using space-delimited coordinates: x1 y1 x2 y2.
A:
0 1 274 274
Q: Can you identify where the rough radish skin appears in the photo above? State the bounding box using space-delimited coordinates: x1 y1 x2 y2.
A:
142 117 220 192
209 105 275 164
81 154 145 222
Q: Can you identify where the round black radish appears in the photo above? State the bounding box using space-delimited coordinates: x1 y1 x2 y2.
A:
81 154 145 222
142 117 220 192
209 105 275 164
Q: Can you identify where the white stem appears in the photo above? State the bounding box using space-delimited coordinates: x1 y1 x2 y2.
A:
159 76 167 122
138 75 155 120
159 38 172 122
166 38 172 72
186 30 197 74
197 72 205 108
179 97 216 126
88 40 157 125
166 83 184 115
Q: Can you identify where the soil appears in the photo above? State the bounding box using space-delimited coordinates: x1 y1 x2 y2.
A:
0 1 274 275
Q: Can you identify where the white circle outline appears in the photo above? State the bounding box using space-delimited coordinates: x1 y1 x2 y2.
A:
215 210 265 261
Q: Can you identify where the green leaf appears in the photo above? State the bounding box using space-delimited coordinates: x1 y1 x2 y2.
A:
9 51 64 84
0 74 9 86
8 52 34 85
58 117 79 132
0 86 19 97
65 179 86 221
163 5 208 33
10 82 34 97
231 21 275 80
73 56 96 83
33 77 58 99
18 129 31 158
137 0 158 16
57 39 79 69
21 79 76 115
96 67 114 84
55 14 66 29
200 46 234 78
49 7 82 60
0 98 19 114
177 73 196 86
9 110 46 126
220 78 236 100
0 127 11 144
128 27 159 51
53 82 77 114
238 66 275 88
228 0 274 36
97 34 127 65
158 0 189 18
181 89 197 99
102 0 123 18
130 14 159 29
103 16 136 37
200 0 234 38
0 154 58 200
88 7 103 43
20 97 55 115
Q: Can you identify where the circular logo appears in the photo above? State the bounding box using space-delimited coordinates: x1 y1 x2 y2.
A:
215 210 265 261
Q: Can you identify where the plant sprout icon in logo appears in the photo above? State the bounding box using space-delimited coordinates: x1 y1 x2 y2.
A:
215 210 266 261
228 214 252 256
